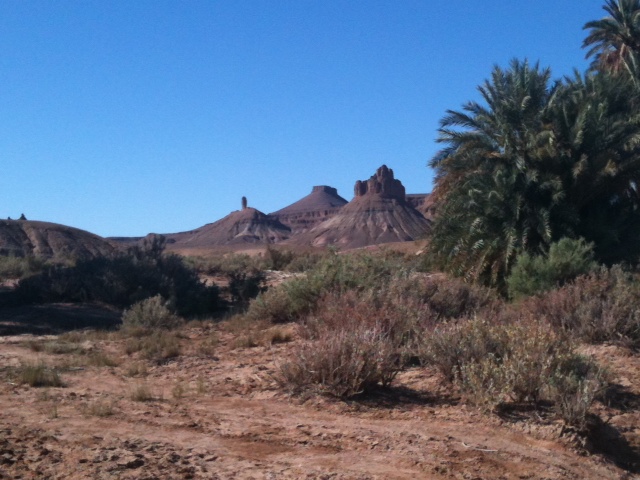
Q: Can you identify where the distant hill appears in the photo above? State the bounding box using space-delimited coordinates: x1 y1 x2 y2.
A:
290 165 431 249
160 206 291 248
110 165 433 253
269 185 348 234
0 219 117 259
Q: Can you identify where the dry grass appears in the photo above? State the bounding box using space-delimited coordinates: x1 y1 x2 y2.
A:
18 361 64 388
130 383 157 402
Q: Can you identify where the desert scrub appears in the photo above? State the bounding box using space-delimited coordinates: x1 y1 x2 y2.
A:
245 250 409 324
124 330 181 363
424 317 604 426
17 361 64 388
130 383 157 402
0 254 47 281
277 290 419 398
279 321 399 398
121 295 183 330
524 265 640 346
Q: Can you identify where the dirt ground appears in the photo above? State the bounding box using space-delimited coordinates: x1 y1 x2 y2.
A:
0 304 639 479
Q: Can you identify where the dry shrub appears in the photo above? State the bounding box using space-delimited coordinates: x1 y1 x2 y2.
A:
387 273 496 320
279 321 399 398
524 266 640 346
425 317 605 427
232 333 260 349
277 290 426 398
261 325 294 345
18 362 64 388
125 331 181 363
86 351 120 367
121 295 183 331
130 383 156 402
83 399 116 417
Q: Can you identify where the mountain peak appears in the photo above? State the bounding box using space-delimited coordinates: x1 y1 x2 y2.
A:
353 165 406 201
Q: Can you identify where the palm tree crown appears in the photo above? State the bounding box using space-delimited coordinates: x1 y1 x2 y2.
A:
583 0 640 73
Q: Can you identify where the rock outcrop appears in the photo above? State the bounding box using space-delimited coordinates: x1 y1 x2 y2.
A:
0 220 117 259
290 166 431 249
161 207 291 248
269 186 348 234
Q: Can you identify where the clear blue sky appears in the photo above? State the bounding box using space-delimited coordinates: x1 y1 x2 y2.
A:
1 1 606 237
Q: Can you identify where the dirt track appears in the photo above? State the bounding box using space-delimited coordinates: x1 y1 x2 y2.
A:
0 306 638 479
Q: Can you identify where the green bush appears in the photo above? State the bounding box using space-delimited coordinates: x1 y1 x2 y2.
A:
0 255 47 281
245 250 407 323
121 295 183 330
507 237 596 299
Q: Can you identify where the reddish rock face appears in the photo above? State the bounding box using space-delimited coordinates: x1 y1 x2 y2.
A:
269 186 347 234
353 165 406 201
288 166 431 249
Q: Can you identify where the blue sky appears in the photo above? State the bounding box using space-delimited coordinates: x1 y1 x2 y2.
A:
1 1 606 237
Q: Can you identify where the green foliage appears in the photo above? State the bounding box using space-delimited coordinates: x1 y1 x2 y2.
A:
245 250 406 323
429 57 640 288
583 0 640 74
14 236 221 317
507 238 596 299
121 295 183 330
0 255 47 281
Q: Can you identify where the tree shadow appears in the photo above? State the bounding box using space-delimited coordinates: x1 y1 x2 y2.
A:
603 382 640 411
587 415 640 473
0 303 121 336
353 384 459 409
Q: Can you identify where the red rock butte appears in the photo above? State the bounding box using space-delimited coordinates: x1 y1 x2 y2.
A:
290 165 431 249
269 186 348 234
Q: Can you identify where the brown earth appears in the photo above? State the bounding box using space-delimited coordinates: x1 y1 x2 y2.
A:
0 303 638 479
0 220 117 259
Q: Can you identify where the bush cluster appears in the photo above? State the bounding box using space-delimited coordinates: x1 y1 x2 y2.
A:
14 236 220 317
507 237 597 299
424 317 604 428
524 265 640 347
0 255 47 281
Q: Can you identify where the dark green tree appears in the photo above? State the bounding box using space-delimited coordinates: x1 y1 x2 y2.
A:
583 0 640 74
429 60 563 287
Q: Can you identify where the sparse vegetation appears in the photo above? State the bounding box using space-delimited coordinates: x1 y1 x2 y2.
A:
121 295 183 331
14 235 221 317
17 361 64 388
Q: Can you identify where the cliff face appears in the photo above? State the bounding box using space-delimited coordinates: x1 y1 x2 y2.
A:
0 220 117 259
289 165 431 249
269 186 347 234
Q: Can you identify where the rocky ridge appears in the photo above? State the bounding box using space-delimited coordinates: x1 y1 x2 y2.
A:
0 220 116 259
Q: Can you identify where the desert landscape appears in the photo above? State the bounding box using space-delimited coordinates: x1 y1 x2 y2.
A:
6 1 640 478
0 164 638 479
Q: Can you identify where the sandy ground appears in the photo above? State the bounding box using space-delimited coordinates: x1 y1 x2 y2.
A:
0 304 638 479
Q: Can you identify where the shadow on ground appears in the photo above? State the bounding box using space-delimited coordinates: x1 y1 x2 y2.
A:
0 302 121 335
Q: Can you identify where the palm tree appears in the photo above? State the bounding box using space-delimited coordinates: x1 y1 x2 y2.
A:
583 0 640 74
429 60 563 287
548 71 640 263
